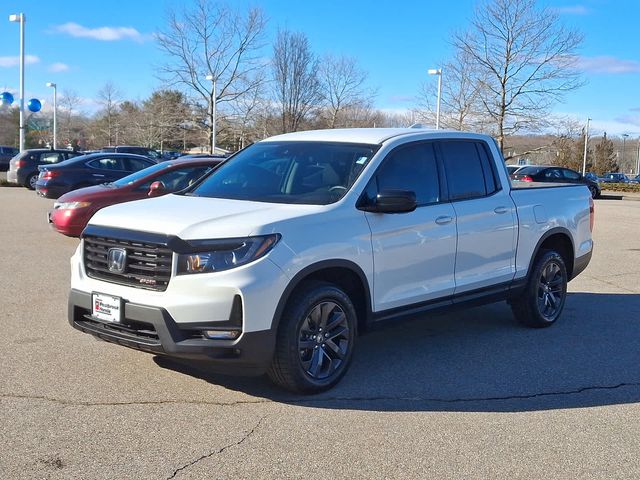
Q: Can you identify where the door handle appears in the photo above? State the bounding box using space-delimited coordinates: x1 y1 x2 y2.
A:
435 215 453 225
494 206 509 214
92 174 105 177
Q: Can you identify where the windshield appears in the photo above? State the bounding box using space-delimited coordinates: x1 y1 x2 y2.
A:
187 141 378 205
112 162 169 187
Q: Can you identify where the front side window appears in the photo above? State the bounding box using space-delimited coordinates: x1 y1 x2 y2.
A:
562 169 581 181
372 142 440 205
544 168 562 179
125 157 154 172
440 141 491 200
188 142 377 205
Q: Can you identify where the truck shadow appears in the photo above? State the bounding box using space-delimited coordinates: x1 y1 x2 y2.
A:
154 292 640 412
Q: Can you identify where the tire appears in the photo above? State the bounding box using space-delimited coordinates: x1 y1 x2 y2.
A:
26 173 38 190
511 249 568 328
268 281 357 393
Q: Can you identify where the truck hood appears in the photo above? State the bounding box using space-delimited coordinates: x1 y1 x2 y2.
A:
87 193 324 239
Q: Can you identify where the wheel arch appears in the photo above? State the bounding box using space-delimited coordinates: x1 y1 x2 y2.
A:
271 260 373 336
528 228 575 280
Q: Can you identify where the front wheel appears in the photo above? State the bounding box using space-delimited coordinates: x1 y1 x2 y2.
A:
511 250 568 328
268 281 357 393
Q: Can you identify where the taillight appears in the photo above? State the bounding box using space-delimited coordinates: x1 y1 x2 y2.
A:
521 175 533 182
589 196 595 232
42 170 59 180
15 159 26 168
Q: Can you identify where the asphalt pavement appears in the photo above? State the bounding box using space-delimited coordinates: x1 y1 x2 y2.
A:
1 184 639 479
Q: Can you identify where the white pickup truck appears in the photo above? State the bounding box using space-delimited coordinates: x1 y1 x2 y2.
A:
68 128 594 393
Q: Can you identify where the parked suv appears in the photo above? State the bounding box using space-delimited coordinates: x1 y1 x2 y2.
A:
7 149 82 189
600 172 629 183
69 128 593 393
101 146 161 161
0 146 19 171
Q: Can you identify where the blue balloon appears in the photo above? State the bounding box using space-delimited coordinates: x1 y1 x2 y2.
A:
27 98 42 113
1 91 14 105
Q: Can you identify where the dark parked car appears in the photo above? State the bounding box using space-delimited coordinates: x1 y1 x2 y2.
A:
600 172 629 183
101 145 162 161
6 149 82 189
0 146 19 171
511 165 601 198
49 157 222 236
35 153 157 199
629 174 640 184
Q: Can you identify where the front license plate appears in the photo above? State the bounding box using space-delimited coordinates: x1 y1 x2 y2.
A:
92 293 122 323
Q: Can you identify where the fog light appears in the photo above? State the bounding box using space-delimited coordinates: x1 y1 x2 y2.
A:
203 330 241 340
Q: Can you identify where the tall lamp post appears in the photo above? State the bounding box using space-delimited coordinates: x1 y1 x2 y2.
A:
581 118 591 175
428 68 442 129
9 13 25 152
46 82 57 149
621 133 629 168
205 74 217 154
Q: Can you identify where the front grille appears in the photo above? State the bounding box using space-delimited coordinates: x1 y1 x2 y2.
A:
84 235 173 291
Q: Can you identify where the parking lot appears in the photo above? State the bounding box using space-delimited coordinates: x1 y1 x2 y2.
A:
1 182 640 479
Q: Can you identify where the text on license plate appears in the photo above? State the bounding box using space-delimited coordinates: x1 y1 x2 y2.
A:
92 293 122 323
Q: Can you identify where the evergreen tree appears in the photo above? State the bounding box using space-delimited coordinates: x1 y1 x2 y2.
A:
594 133 617 175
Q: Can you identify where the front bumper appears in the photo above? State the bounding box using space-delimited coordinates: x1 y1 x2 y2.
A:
68 289 276 374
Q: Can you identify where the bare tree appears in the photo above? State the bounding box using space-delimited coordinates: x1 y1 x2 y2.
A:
417 50 485 131
272 29 320 133
453 0 583 151
157 0 267 151
58 90 84 148
317 55 373 129
96 82 122 145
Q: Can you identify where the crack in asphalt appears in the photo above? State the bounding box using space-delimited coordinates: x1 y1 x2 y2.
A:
2 382 640 408
166 415 267 480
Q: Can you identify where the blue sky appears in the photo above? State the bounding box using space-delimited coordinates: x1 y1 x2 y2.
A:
0 0 639 136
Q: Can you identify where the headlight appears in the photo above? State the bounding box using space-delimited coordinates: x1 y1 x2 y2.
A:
54 201 92 210
176 234 280 275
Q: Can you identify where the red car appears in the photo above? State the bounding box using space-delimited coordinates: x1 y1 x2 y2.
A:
49 157 221 237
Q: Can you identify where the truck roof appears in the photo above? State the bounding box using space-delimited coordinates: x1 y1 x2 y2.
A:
263 127 485 145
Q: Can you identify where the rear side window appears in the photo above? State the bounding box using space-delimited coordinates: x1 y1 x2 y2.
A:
374 142 440 206
440 141 497 200
125 157 154 172
562 169 581 180
40 152 64 164
88 158 127 170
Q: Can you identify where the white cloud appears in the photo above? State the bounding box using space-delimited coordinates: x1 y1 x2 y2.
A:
0 55 40 68
553 5 591 15
54 22 144 42
576 56 640 74
49 62 70 73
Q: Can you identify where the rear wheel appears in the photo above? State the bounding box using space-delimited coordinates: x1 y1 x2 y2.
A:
268 281 356 393
26 173 38 190
511 249 568 328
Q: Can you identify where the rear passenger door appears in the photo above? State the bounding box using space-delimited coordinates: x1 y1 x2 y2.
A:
438 140 517 294
363 142 457 311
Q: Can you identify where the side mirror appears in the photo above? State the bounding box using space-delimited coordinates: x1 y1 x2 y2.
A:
148 181 165 197
360 189 417 213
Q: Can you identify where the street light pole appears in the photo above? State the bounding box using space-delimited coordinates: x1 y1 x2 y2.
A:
622 133 629 168
46 82 57 149
205 74 216 154
9 13 25 152
428 68 442 129
582 118 591 175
